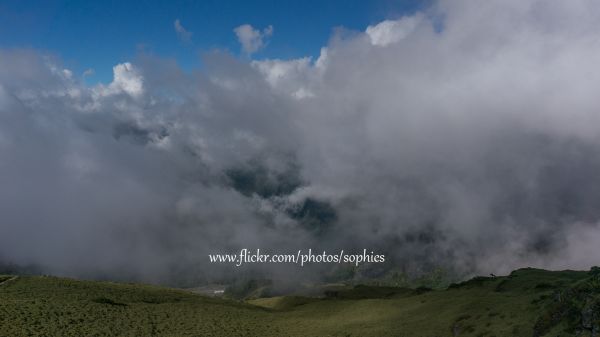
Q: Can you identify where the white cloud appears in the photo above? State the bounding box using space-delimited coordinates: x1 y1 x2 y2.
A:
252 57 310 86
95 62 143 98
5 0 600 281
252 58 313 98
314 47 329 70
365 14 423 46
174 19 193 43
233 24 273 55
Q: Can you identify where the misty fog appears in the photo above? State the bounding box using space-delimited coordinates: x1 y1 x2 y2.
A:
2 0 600 285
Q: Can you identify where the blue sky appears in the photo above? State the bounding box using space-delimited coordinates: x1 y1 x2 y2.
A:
0 0 427 83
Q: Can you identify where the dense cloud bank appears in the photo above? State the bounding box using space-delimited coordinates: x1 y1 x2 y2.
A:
2 0 600 284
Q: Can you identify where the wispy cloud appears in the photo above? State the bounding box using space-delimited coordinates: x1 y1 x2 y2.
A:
174 19 192 43
233 24 273 55
82 68 95 77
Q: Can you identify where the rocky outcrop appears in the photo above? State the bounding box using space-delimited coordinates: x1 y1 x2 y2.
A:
533 267 600 337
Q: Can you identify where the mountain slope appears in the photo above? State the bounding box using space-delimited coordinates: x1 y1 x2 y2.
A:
0 268 599 336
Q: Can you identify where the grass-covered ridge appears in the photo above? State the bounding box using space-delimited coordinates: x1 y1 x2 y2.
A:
1 268 600 336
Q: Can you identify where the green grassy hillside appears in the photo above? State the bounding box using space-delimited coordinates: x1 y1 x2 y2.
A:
1 268 599 336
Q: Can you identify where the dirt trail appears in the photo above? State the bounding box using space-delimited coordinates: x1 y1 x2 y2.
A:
0 276 18 286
